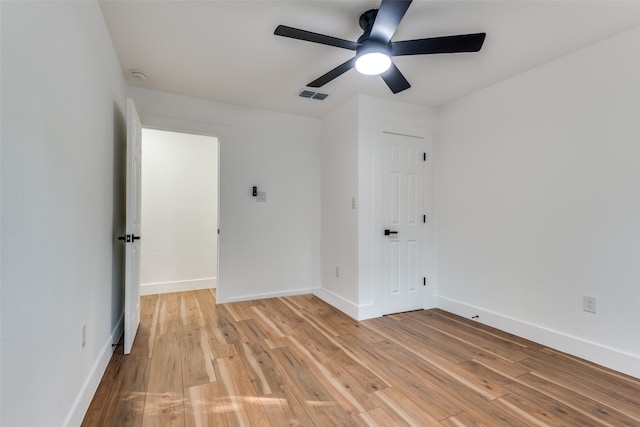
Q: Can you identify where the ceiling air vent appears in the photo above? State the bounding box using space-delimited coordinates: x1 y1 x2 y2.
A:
298 89 329 101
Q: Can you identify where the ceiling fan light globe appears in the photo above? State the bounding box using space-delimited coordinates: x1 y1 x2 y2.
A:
355 52 391 75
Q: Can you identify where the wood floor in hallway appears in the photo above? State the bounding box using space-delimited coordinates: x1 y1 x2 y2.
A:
82 289 640 426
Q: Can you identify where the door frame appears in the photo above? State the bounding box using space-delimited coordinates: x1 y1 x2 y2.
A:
371 121 434 317
132 114 223 299
138 128 220 296
380 130 429 315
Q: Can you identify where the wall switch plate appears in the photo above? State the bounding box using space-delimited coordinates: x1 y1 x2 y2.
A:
583 295 597 313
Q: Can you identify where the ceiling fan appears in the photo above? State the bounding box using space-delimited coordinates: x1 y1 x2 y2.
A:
274 0 486 94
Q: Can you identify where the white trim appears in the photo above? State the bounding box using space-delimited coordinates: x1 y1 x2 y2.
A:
313 288 380 321
437 296 640 379
357 303 381 321
63 314 124 427
140 278 217 295
314 288 359 319
218 287 316 304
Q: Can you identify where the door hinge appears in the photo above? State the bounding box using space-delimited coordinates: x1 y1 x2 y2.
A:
117 234 140 243
423 277 427 286
423 214 426 223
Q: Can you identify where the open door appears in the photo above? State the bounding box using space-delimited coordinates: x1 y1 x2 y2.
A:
123 98 142 354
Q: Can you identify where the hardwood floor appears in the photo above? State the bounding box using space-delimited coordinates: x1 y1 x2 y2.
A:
83 290 640 426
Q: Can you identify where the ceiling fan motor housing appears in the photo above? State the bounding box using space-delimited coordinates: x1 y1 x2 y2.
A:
358 9 379 43
357 9 392 62
358 38 390 54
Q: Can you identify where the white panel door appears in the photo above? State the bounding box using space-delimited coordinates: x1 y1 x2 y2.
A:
382 131 429 314
124 98 142 354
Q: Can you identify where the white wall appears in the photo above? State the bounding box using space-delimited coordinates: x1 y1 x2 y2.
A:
128 87 322 303
1 1 127 425
318 95 436 319
319 99 360 315
436 26 640 378
140 129 218 295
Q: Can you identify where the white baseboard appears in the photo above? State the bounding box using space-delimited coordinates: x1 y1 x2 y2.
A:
63 313 123 427
313 288 380 320
218 287 316 304
140 277 217 295
313 288 359 319
437 296 640 379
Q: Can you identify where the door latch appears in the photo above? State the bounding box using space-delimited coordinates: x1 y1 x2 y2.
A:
384 229 398 236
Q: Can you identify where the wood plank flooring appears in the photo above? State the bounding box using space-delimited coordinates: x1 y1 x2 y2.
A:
83 290 640 426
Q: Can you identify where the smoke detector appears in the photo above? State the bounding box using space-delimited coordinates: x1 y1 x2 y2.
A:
130 70 148 81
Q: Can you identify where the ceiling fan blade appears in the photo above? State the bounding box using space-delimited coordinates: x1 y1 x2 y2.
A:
370 0 412 43
307 57 357 87
274 25 358 50
391 33 486 56
380 63 411 94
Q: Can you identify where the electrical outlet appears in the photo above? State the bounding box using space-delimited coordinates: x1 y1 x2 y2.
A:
81 324 87 348
583 295 597 314
256 191 267 202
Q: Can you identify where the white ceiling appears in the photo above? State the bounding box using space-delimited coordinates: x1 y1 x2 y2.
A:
99 1 640 118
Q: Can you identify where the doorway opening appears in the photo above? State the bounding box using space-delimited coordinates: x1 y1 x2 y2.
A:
139 128 219 296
